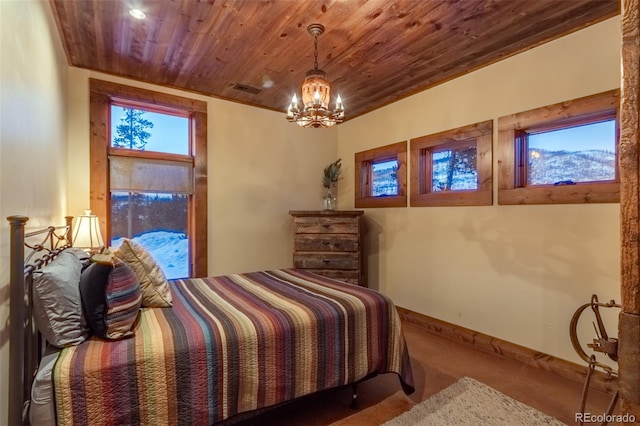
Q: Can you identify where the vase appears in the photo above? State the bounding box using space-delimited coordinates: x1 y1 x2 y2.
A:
323 187 337 211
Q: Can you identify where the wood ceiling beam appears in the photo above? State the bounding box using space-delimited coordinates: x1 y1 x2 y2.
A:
619 0 640 421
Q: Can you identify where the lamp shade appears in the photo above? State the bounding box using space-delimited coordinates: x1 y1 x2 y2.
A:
72 210 104 251
301 69 331 109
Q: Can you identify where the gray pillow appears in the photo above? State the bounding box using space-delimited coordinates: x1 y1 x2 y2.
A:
33 250 89 347
65 247 91 269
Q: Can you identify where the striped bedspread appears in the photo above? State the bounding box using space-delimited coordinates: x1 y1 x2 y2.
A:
53 269 414 425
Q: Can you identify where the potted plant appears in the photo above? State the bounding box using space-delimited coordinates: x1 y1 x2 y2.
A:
322 158 342 210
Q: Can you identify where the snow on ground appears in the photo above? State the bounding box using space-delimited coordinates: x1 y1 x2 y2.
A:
111 231 188 279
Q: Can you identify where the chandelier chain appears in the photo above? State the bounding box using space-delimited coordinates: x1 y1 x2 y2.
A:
313 35 319 70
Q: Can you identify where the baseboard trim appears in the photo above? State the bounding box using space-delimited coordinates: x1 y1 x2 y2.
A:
397 306 617 395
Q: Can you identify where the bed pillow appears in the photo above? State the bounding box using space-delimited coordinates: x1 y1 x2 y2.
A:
33 251 89 347
66 247 92 270
115 238 172 308
79 258 142 340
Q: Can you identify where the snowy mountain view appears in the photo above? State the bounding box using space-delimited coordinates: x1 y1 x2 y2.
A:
528 148 615 184
427 148 615 191
112 231 189 279
372 160 399 196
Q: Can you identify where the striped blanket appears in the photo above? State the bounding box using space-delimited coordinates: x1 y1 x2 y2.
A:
53 269 414 425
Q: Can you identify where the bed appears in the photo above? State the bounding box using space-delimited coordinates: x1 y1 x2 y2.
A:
8 215 414 425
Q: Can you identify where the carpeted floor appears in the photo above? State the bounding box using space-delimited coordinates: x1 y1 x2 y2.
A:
382 377 566 425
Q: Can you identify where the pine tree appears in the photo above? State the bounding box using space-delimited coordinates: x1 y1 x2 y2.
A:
111 108 154 239
444 146 476 190
112 108 153 149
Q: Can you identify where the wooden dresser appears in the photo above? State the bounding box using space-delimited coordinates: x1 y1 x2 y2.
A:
289 210 365 286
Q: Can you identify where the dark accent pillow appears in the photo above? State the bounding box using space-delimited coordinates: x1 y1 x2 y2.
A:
79 258 142 340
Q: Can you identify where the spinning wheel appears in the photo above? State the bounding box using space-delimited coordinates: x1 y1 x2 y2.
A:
569 294 620 425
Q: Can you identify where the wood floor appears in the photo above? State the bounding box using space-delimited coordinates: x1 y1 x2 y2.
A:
232 319 616 425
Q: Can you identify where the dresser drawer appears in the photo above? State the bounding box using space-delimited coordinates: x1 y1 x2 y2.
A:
293 253 359 270
293 216 359 234
294 234 359 252
311 270 360 285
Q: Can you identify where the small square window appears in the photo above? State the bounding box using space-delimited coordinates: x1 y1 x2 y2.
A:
355 141 407 208
410 120 492 207
498 90 619 205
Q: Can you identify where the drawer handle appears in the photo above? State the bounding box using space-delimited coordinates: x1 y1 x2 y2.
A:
322 241 330 246
322 259 331 264
322 224 330 228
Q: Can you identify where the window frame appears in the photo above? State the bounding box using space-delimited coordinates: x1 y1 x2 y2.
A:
110 98 193 156
355 141 407 208
497 89 619 205
89 78 208 277
410 120 493 207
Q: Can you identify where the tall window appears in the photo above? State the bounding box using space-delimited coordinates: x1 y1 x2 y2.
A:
498 90 619 205
90 79 208 278
109 103 192 279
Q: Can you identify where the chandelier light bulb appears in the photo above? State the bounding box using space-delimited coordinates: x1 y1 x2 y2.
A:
129 9 146 19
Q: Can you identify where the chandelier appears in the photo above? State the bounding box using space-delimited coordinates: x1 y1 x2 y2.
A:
286 24 344 128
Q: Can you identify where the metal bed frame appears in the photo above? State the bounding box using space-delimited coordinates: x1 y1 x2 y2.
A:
7 215 73 426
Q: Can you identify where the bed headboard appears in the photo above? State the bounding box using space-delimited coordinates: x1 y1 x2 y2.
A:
7 215 73 426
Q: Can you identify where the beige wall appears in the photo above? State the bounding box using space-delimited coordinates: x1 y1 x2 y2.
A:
0 1 69 425
337 17 621 364
66 68 338 276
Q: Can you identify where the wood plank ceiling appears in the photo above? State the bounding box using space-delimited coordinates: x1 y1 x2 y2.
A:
51 0 620 121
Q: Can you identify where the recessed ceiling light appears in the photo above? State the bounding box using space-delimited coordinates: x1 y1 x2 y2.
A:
129 9 146 19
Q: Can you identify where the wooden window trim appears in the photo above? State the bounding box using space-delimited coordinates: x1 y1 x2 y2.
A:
355 141 407 208
410 120 493 207
111 97 192 118
89 78 208 277
497 89 620 205
108 147 194 164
